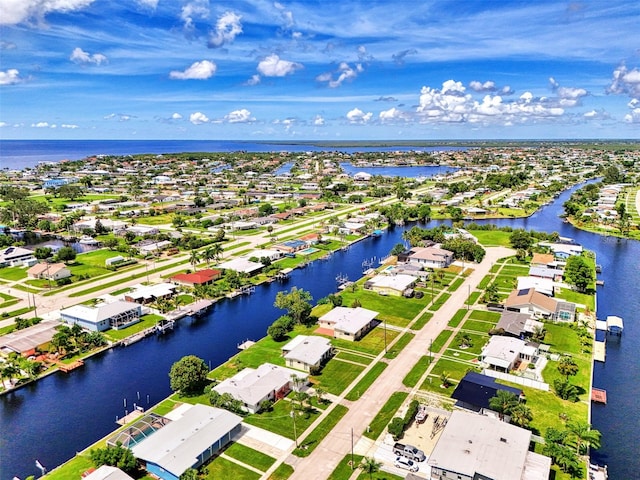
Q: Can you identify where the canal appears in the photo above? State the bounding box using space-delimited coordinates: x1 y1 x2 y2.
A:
1 182 638 480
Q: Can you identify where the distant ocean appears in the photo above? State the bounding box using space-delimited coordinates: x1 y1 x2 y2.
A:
0 140 465 170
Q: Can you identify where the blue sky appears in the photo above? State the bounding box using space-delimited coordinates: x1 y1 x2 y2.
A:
1 0 639 140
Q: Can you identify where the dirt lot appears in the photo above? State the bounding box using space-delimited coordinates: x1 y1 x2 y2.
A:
400 406 451 456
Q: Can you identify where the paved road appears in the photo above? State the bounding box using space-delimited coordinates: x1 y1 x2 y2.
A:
285 246 514 480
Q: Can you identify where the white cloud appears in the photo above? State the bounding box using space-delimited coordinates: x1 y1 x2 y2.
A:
70 47 107 65
208 11 242 48
624 98 640 123
274 2 294 28
169 60 216 80
171 113 183 119
0 68 23 85
136 0 158 9
104 113 132 122
224 109 254 123
607 64 640 97
181 0 209 31
257 54 301 77
583 110 597 118
245 74 261 86
346 108 372 124
469 80 496 92
0 0 95 25
61 123 78 128
317 62 362 88
379 107 404 122
0 122 7 127
31 121 51 128
313 115 325 126
189 112 210 124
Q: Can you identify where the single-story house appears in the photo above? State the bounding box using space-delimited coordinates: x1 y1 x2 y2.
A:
528 266 563 282
516 276 555 297
282 335 333 372
397 246 454 269
217 258 263 275
73 218 127 232
131 404 242 480
27 262 71 281
364 273 416 297
495 311 544 339
451 371 523 414
317 306 378 341
124 283 176 304
126 225 159 236
82 466 134 480
0 246 35 267
428 410 551 480
530 253 554 267
353 171 373 181
170 269 222 286
60 300 142 332
212 363 306 414
274 239 306 254
505 288 558 319
243 249 283 262
480 336 539 372
299 233 321 246
135 240 173 255
340 221 367 234
0 320 59 356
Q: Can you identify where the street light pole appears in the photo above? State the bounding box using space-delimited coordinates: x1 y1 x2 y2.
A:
291 409 298 448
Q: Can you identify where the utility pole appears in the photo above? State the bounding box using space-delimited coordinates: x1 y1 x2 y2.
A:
351 428 354 470
291 409 298 447
384 319 387 353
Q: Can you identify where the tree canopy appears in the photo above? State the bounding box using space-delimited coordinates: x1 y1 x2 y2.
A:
169 355 209 394
563 255 594 292
274 287 313 325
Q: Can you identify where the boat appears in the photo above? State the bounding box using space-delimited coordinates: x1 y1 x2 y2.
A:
78 235 99 245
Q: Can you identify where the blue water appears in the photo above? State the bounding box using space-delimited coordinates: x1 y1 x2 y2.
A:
274 161 458 178
0 140 466 171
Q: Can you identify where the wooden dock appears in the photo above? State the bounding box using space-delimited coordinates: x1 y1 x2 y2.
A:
237 340 256 350
58 359 84 373
591 388 607 404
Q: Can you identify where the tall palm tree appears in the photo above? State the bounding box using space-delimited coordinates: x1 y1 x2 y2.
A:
566 421 601 454
360 457 382 479
211 242 224 260
202 246 216 266
189 249 200 269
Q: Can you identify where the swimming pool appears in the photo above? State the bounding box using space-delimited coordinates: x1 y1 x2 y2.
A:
298 247 319 255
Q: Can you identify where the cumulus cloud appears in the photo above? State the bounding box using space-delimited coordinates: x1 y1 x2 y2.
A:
274 2 294 28
257 54 302 77
245 74 261 86
357 45 374 62
469 80 496 92
317 62 363 88
346 108 372 124
225 109 254 123
181 0 209 32
625 98 640 123
190 112 210 124
104 113 132 122
0 69 23 85
392 49 417 65
313 115 325 126
0 122 8 127
549 77 588 107
607 64 640 97
0 0 95 25
169 60 216 80
208 11 242 48
171 113 183 120
379 107 405 122
32 121 56 128
61 124 79 128
70 47 107 65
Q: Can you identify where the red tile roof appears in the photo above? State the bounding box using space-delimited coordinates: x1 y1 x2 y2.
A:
171 268 221 285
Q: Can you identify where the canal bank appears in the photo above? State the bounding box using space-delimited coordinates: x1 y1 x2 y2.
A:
2 182 638 480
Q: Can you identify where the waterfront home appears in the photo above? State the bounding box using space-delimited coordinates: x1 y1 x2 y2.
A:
530 253 555 267
0 320 59 356
73 218 127 233
274 239 307 254
516 276 555 297
281 335 333 373
26 262 71 281
124 283 176 304
451 371 523 415
131 404 242 480
60 300 142 332
480 336 539 373
428 411 551 480
212 363 306 414
0 246 35 267
353 171 373 182
505 288 558 319
364 273 417 297
397 246 454 269
495 311 544 339
170 269 222 286
217 258 263 275
243 249 283 262
528 266 563 282
317 306 378 341
82 465 134 480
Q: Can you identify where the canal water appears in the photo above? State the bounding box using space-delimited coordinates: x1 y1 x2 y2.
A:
1 183 638 479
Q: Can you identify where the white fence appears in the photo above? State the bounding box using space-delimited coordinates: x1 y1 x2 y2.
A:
482 369 550 391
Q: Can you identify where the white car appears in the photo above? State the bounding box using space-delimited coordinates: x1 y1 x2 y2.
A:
394 456 419 472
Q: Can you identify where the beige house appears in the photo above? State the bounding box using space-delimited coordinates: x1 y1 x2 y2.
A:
317 306 378 341
27 262 71 281
282 335 333 372
364 273 416 296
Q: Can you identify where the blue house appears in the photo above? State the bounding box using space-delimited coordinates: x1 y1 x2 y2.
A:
43 178 72 189
131 404 242 480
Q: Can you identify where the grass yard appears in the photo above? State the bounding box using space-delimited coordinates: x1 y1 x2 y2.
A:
328 454 365 480
364 391 408 440
204 456 260 480
345 362 387 401
102 314 164 341
411 311 433 330
243 399 320 440
428 357 477 383
338 289 429 326
460 319 496 334
477 274 493 289
449 332 486 355
468 230 513 246
443 348 478 362
42 454 95 480
325 327 400 356
224 443 276 472
467 291 482 306
555 288 596 311
0 266 27 281
428 292 451 311
543 323 583 355
468 310 501 322
403 356 431 388
335 351 373 365
447 309 468 328
312 359 365 395
430 329 453 354
384 332 415 360
448 277 465 292
267 463 294 480
293 404 348 457
492 273 517 290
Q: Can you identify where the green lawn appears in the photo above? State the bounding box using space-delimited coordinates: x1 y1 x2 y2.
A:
467 310 501 322
430 329 453 354
338 289 429 326
427 357 477 383
267 463 294 480
461 319 497 334
555 288 596 310
312 359 365 395
345 362 387 401
411 311 433 330
477 274 493 289
293 404 348 457
0 266 27 281
443 348 478 362
224 443 276 472
403 356 431 388
243 399 320 440
468 229 513 246
335 351 372 365
364 391 408 440
204 456 260 480
428 292 451 311
447 309 468 328
448 277 464 292
448 332 486 355
324 326 400 356
384 332 414 359
102 314 164 341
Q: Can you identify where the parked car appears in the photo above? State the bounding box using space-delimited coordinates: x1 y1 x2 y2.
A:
416 405 428 423
393 442 426 462
394 456 419 472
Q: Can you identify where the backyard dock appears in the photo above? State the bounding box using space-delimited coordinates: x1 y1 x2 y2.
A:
58 359 84 373
237 340 256 350
591 388 607 404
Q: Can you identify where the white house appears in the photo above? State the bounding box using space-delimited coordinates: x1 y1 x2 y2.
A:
60 300 142 332
27 262 71 281
0 246 35 267
398 246 454 269
317 306 378 341
217 257 263 275
480 336 538 372
212 363 306 414
282 335 333 372
364 273 416 297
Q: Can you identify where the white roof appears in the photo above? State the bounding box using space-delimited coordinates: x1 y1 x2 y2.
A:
126 283 175 301
481 336 526 369
217 257 263 274
131 404 242 478
606 315 624 330
428 411 547 480
516 277 554 296
83 466 134 480
368 273 416 292
319 306 378 334
60 300 140 324
283 336 332 365
213 363 305 407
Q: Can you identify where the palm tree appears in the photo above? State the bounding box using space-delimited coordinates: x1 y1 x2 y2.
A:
189 249 200 270
202 246 216 266
566 421 601 454
360 457 382 479
488 390 519 421
557 356 579 380
210 242 224 260
439 371 451 388
509 403 533 428
314 386 326 405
